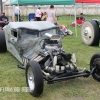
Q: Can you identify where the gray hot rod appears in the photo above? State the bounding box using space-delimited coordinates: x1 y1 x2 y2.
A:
0 21 100 97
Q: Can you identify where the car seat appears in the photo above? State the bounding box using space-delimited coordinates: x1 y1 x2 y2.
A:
28 13 35 21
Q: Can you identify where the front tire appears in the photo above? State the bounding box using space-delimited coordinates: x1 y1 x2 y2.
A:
81 20 99 46
90 53 100 82
26 61 44 97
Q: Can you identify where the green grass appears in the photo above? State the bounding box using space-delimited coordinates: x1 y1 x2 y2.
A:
1 15 100 100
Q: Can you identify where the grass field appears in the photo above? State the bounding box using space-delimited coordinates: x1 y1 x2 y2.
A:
0 15 100 100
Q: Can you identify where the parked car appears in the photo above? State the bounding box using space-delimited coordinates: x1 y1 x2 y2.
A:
0 21 100 97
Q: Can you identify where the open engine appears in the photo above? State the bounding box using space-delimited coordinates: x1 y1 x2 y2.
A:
39 33 78 76
41 33 62 51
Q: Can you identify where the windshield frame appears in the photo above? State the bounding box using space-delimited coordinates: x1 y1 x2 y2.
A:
40 27 60 37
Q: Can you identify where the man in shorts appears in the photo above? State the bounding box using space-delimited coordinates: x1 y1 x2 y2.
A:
0 12 8 30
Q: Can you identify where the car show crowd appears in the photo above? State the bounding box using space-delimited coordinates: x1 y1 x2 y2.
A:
0 5 76 35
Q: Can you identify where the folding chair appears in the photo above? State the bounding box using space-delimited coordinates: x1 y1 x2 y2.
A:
76 19 83 27
28 13 35 21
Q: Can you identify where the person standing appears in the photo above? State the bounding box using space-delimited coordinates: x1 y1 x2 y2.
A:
0 12 8 30
46 5 57 24
35 6 41 21
14 5 21 21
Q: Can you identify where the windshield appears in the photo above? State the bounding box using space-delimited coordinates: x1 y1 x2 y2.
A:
20 28 39 39
40 28 60 36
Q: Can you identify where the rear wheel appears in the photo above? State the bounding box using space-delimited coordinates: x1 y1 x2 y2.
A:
0 30 7 52
81 20 99 46
26 61 44 97
90 53 100 82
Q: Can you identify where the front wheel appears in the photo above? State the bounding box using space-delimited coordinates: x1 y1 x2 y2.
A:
90 53 100 82
26 61 44 97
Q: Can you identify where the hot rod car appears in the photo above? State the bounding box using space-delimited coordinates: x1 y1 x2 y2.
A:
0 21 100 97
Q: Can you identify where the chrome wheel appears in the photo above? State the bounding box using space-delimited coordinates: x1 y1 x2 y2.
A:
27 67 35 92
81 20 99 46
82 26 93 42
26 61 44 97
